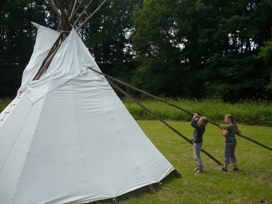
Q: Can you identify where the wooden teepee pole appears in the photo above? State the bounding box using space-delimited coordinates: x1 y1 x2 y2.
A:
107 78 223 166
73 0 94 27
69 0 84 21
77 0 107 31
33 0 106 80
88 67 272 152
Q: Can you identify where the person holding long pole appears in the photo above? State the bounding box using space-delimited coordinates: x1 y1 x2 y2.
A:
191 113 209 173
219 114 241 172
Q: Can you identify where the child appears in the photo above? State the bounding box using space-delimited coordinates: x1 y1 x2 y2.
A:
218 114 241 172
191 113 208 173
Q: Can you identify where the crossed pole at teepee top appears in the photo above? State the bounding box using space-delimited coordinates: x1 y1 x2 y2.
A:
33 0 108 81
88 67 272 156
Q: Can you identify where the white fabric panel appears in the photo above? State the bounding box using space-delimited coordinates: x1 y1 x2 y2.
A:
0 23 174 204
26 28 100 104
18 23 59 94
0 92 48 203
0 93 33 167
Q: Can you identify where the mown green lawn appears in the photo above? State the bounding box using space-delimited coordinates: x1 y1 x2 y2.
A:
96 120 272 204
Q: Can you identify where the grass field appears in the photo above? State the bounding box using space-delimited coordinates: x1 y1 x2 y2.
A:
1 99 271 203
96 121 272 204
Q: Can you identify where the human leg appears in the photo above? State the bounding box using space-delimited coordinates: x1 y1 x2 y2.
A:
222 143 231 172
230 143 238 170
193 142 203 171
230 143 237 163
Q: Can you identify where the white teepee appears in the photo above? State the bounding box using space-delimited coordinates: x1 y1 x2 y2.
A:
0 23 174 204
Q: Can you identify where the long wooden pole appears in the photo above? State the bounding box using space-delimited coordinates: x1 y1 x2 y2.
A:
107 78 223 166
77 0 107 31
88 67 272 152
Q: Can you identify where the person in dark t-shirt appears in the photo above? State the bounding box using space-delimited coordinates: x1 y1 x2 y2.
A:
191 113 208 173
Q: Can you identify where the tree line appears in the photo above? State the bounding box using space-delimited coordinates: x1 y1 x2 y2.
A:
1 0 272 103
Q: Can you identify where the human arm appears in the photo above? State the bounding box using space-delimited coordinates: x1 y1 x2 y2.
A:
236 126 241 134
222 128 229 137
193 113 200 122
191 113 199 127
218 125 229 137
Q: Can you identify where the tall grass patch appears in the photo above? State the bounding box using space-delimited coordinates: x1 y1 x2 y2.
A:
123 98 272 126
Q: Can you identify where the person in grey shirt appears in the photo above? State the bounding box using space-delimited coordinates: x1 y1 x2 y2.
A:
219 114 241 172
191 113 208 173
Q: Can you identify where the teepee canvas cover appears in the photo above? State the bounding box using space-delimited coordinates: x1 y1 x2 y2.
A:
0 24 174 203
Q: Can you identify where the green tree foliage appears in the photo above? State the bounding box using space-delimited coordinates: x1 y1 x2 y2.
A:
131 0 191 97
0 0 51 97
84 0 142 85
203 0 272 101
131 0 272 101
0 0 272 102
258 40 272 92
